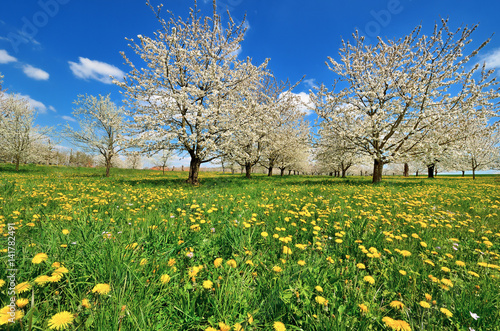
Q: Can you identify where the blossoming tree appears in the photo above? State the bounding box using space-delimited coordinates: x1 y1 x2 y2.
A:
313 20 499 183
116 0 267 185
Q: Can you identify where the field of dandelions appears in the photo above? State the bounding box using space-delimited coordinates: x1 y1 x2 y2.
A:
0 164 499 331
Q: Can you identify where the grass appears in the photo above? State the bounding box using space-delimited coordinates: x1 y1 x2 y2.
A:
0 164 499 330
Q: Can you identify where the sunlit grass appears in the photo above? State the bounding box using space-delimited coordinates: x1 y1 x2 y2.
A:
0 164 499 330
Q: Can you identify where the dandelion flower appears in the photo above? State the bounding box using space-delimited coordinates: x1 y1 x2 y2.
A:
315 296 327 305
425 293 432 301
399 270 407 276
226 259 237 268
81 298 91 309
358 303 368 313
203 280 213 289
282 246 292 255
272 266 282 273
15 282 31 294
219 322 230 331
441 278 453 287
91 283 111 295
440 307 453 317
390 301 405 310
205 328 217 331
0 280 5 287
356 263 366 269
441 267 450 273
419 301 430 308
32 253 48 264
273 321 286 331
16 298 29 308
140 258 148 266
455 261 466 267
468 271 479 277
363 275 375 284
399 250 412 257
297 260 306 266
62 229 70 235
261 232 268 238
48 311 74 330
35 275 50 286
161 274 171 284
315 285 323 292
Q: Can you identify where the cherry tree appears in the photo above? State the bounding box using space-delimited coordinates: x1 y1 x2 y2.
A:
116 0 267 185
150 149 172 174
0 95 51 171
313 20 499 183
62 94 127 177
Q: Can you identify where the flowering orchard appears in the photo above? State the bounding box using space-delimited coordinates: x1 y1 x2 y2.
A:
0 165 499 330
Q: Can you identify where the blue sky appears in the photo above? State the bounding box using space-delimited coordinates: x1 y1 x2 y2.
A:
1 0 499 166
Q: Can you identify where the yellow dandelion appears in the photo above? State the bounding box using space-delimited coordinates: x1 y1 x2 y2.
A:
205 328 217 331
425 293 432 301
440 307 453 317
390 300 405 310
81 298 91 309
261 232 268 238
315 296 327 305
420 242 427 248
399 250 411 257
441 267 450 273
160 274 171 284
203 280 213 289
52 262 61 268
15 281 31 294
53 267 69 275
441 278 453 287
282 246 292 255
0 280 5 287
91 283 111 295
272 266 282 273
363 275 375 284
16 298 29 308
35 275 50 286
419 300 430 308
234 322 243 331
214 258 223 268
273 321 286 331
219 322 230 331
356 263 366 269
399 270 407 276
455 261 466 267
297 260 306 266
140 258 148 266
468 271 479 277
315 285 323 292
48 311 74 330
226 259 237 268
358 303 368 313
62 229 70 235
32 253 48 264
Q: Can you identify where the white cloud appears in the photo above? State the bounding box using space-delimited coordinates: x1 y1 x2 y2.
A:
22 64 49 80
15 93 47 114
0 49 17 64
480 48 500 70
281 91 315 115
49 105 56 112
303 78 317 89
68 57 125 84
62 115 76 122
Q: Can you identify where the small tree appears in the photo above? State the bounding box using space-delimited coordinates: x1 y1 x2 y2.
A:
63 94 127 177
0 95 51 170
150 149 172 174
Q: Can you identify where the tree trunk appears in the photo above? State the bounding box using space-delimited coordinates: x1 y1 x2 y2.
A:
268 167 273 177
372 159 383 183
288 170 292 175
461 170 465 177
15 156 20 171
280 168 285 176
472 158 476 180
341 169 347 178
416 170 418 177
105 158 111 177
403 163 409 177
245 163 252 179
329 172 333 176
427 164 435 178
186 158 201 185
162 166 165 175
435 167 438 177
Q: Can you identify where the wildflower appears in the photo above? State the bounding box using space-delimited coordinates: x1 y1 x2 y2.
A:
455 261 466 267
35 275 50 286
161 274 171 284
297 260 306 266
425 293 432 301
219 322 230 331
470 312 479 320
15 282 31 294
420 242 427 248
168 258 176 266
440 307 453 317
273 321 286 331
234 322 243 331
363 275 375 284
205 328 217 331
315 286 323 292
32 253 48 264
272 266 282 273
315 296 327 305
62 229 70 235
358 303 368 313
48 311 74 330
399 270 407 276
16 298 29 308
468 271 479 277
226 259 237 268
441 278 453 287
92 283 111 295
261 232 268 238
203 280 213 289
399 250 411 257
81 298 91 309
186 252 194 258
390 301 405 310
419 301 430 308
140 258 148 266
356 263 366 269
441 267 450 273
282 246 292 255
0 280 5 287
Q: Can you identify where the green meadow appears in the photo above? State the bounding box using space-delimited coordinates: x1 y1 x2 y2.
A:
0 165 499 330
